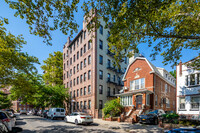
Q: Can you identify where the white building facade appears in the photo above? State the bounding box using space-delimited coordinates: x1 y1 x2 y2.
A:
176 60 200 120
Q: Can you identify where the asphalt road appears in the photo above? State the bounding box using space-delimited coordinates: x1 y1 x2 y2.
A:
15 115 120 133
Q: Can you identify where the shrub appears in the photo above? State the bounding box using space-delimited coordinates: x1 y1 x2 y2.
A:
162 113 179 124
102 98 123 118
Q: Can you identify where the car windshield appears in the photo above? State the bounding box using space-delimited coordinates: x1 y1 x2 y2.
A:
0 112 8 120
61 109 64 112
56 109 60 112
148 110 158 114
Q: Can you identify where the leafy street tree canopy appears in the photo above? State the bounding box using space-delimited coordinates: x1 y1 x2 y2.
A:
41 51 63 86
0 91 12 109
0 18 39 86
2 0 200 69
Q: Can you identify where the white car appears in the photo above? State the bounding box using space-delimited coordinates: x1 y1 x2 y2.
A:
20 110 27 115
0 121 9 133
47 108 65 120
64 112 93 125
0 111 15 132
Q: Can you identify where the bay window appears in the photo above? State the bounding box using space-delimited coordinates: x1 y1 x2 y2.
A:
130 78 145 90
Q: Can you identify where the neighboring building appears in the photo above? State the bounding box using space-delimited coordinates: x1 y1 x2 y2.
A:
0 86 33 112
116 56 176 122
176 59 200 120
63 13 128 118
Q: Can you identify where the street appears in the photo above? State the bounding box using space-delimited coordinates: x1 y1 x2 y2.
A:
15 114 162 133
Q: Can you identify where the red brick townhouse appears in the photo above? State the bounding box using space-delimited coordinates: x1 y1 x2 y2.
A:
116 56 176 122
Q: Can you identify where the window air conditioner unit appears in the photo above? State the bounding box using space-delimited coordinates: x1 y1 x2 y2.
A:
123 86 128 90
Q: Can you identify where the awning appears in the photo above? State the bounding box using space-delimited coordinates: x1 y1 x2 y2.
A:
115 88 154 96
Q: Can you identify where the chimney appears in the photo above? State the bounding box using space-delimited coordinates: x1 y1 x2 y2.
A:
67 37 71 45
129 50 140 64
179 60 182 76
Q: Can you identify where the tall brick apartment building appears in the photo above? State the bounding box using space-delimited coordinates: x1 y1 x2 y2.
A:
116 57 176 122
63 15 128 118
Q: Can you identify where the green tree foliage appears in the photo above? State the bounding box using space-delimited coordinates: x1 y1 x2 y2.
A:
3 0 200 68
170 70 176 79
0 91 12 109
0 18 39 86
41 51 63 86
102 98 123 118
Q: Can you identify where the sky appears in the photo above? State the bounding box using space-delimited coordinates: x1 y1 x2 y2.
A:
0 1 199 74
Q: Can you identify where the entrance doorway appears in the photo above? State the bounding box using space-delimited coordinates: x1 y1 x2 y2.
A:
136 95 142 109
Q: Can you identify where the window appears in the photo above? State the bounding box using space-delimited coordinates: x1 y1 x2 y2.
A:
77 51 79 59
77 89 79 97
107 59 111 67
99 40 103 49
88 40 91 49
80 88 83 96
73 66 76 74
99 70 103 79
84 44 86 53
84 87 86 95
77 64 79 72
70 80 72 87
107 73 111 81
67 61 68 66
88 55 91 65
73 43 76 50
99 55 103 65
88 85 91 94
80 75 83 83
84 101 86 109
88 100 91 109
84 58 86 67
146 94 150 105
80 48 83 56
165 84 168 93
197 74 200 84
155 95 158 106
113 75 116 82
64 63 65 70
80 34 82 43
84 73 87 81
70 46 72 53
190 74 195 85
130 78 145 90
73 90 75 98
77 77 79 85
73 78 76 86
166 98 170 108
80 61 83 70
70 58 72 65
77 102 79 109
124 56 127 64
84 31 86 39
99 100 103 109
191 97 200 109
99 25 103 35
107 31 110 38
120 96 133 106
80 101 83 109
99 85 103 94
70 69 72 76
73 54 76 62
88 70 91 79
63 74 65 80
77 39 79 47
107 87 110 96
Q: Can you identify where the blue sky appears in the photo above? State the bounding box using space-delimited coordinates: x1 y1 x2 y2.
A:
0 1 199 74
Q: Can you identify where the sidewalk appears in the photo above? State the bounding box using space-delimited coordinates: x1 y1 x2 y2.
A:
93 119 163 133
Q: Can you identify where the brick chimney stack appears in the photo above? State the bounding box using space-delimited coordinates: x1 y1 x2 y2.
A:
179 60 182 76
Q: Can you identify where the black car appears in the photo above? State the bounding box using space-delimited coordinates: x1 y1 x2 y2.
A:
42 110 49 118
139 109 165 125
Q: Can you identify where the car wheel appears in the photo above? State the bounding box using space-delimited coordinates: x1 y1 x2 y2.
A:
64 117 68 123
154 119 158 125
51 116 54 120
75 119 78 125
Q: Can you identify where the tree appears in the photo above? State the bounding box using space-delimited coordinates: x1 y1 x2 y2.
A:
3 0 200 68
0 91 12 109
0 19 39 86
41 51 63 86
102 98 123 118
170 70 176 79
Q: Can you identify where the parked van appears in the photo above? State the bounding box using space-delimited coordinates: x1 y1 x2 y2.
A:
47 108 65 120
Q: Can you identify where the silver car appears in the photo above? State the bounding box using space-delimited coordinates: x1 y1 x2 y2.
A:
0 111 15 132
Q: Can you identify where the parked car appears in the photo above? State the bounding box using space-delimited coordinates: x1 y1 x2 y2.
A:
64 112 93 125
47 108 65 120
42 110 49 118
0 111 16 132
139 109 165 125
164 127 200 133
20 110 27 115
0 120 9 133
